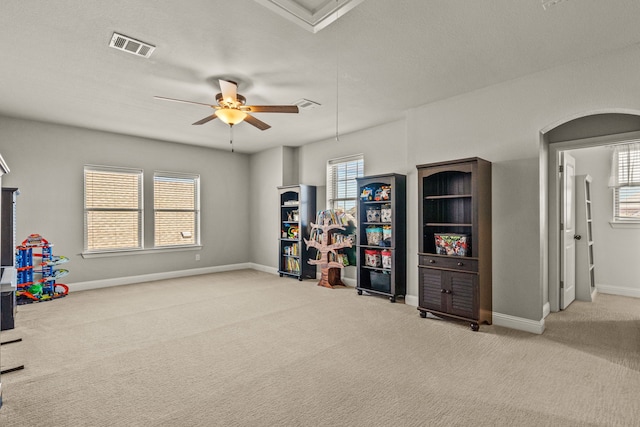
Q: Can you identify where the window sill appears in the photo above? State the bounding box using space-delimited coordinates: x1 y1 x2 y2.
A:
609 221 640 229
82 245 202 259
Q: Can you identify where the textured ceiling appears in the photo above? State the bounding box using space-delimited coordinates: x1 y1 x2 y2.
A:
1 0 640 153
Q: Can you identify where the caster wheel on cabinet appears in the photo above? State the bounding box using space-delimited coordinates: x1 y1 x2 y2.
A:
357 289 363 295
279 273 283 277
298 277 303 281
471 323 479 332
389 296 396 303
420 311 427 318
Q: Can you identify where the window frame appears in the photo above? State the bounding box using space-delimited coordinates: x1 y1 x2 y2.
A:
153 171 201 248
83 165 144 254
326 154 364 216
611 142 640 224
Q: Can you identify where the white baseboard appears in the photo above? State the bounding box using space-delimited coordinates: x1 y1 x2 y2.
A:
248 263 279 275
542 302 551 319
492 312 545 335
69 263 254 292
596 284 640 298
405 295 419 307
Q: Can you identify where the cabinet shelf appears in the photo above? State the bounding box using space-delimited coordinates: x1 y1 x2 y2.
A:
425 194 472 200
356 174 406 303
358 244 395 250
425 223 472 227
361 265 392 272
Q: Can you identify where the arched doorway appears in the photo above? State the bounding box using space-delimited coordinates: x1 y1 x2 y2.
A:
542 112 640 313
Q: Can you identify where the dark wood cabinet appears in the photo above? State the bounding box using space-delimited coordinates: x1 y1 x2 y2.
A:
355 173 406 302
417 158 491 330
278 185 316 281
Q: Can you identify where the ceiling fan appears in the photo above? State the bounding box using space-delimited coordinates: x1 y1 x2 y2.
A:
154 79 299 131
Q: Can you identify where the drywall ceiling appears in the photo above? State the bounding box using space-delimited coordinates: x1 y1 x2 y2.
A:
1 0 640 153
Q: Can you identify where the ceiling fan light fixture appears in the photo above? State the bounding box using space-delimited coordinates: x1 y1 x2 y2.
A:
215 108 247 126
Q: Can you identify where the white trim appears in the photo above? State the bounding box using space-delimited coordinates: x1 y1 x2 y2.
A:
249 263 279 275
405 295 419 307
342 277 356 287
0 153 10 175
597 284 640 298
609 221 640 229
492 312 545 335
253 0 365 33
68 263 253 292
542 302 551 319
82 245 202 258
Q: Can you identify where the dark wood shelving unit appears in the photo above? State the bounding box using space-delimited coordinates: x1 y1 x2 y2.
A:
417 158 491 331
355 173 406 302
278 185 316 281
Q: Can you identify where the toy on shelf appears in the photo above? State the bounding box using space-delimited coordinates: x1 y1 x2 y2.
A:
16 234 70 304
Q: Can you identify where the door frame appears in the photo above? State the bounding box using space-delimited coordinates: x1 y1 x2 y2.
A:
546 129 640 312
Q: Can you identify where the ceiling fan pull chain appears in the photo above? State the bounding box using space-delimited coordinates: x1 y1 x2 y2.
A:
335 2 340 142
230 124 234 153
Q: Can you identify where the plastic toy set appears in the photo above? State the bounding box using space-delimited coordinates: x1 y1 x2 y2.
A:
16 234 69 304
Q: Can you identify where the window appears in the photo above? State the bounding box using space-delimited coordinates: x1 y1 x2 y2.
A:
154 172 200 247
84 166 143 252
610 142 640 222
327 154 364 216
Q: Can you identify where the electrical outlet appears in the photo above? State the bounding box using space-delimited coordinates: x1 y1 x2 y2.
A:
195 254 200 261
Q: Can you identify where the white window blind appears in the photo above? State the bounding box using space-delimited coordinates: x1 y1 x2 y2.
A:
610 142 640 221
154 172 200 247
84 166 143 251
327 154 363 216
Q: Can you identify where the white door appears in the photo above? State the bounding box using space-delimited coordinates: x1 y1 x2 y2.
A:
561 152 576 309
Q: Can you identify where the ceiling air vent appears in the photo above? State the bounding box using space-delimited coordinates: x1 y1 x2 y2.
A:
293 98 321 111
109 32 155 58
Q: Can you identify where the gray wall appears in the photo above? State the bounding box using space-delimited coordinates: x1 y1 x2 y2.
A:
249 146 284 269
570 146 640 295
0 116 250 284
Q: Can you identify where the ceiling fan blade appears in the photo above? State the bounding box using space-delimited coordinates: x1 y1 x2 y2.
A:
192 114 218 125
244 105 299 113
219 79 238 102
243 114 271 131
154 96 215 108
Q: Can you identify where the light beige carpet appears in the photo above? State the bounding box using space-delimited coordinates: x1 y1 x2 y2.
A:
0 269 638 426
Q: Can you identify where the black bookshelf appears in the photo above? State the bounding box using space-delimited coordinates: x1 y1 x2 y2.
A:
277 185 316 281
355 174 406 302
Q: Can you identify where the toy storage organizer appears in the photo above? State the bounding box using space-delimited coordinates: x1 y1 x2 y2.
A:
16 234 69 304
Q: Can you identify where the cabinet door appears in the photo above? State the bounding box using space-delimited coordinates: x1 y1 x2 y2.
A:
420 267 478 320
446 271 478 320
419 267 445 311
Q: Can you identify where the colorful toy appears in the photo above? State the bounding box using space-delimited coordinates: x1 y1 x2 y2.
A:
16 234 70 304
360 187 374 201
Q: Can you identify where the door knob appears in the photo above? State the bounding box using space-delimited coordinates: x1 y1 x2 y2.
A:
574 235 582 240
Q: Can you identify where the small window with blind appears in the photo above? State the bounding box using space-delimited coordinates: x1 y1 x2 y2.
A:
610 142 640 222
84 165 143 252
154 172 200 247
327 154 364 218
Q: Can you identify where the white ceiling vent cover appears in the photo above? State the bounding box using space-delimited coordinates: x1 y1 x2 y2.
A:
293 98 321 111
109 33 155 58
